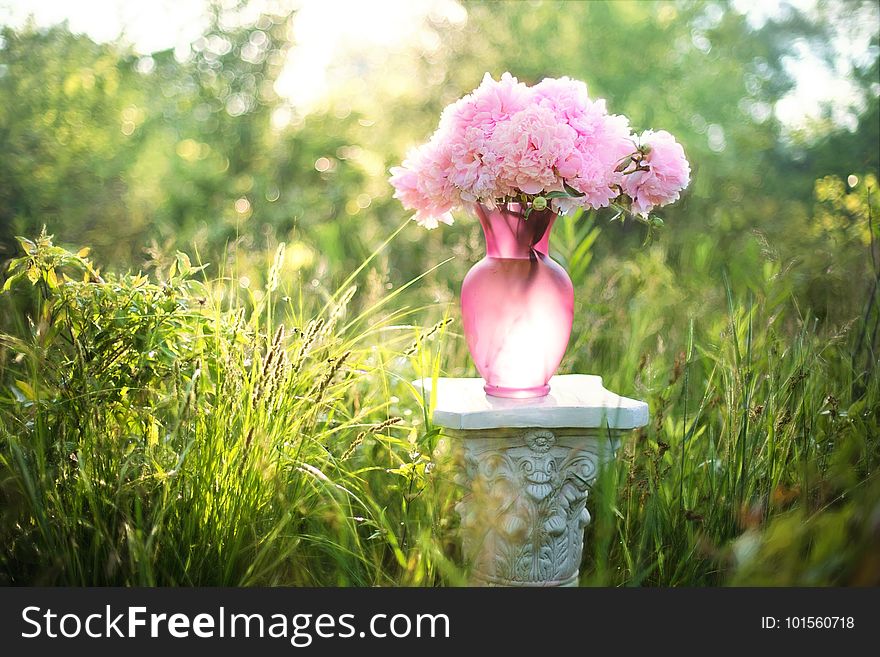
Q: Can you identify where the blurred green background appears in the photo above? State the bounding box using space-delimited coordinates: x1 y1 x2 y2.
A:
2 0 877 305
0 0 878 586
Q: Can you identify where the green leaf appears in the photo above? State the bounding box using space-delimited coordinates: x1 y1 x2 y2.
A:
420 427 443 442
16 237 36 255
2 272 24 292
148 421 160 447
563 181 585 197
46 268 59 289
176 252 192 276
26 266 40 284
14 379 36 401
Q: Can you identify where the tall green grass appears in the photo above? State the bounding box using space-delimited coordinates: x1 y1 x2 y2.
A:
0 222 877 586
560 224 880 585
0 230 459 585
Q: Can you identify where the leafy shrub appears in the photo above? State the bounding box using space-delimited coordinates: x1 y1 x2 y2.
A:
0 232 456 585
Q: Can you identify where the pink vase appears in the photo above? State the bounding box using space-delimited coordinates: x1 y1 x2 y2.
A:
461 203 574 398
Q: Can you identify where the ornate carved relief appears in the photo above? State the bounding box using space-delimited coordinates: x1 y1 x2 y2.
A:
454 429 617 586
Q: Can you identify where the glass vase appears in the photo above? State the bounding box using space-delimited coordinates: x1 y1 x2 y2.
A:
461 202 574 398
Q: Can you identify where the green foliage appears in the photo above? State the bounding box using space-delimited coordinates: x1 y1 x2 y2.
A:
2 2 877 293
0 234 457 585
0 1 877 587
582 279 880 585
1 219 878 586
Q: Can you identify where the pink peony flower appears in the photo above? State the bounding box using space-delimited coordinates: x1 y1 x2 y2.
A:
561 109 634 211
488 105 577 195
439 72 531 203
532 76 591 123
622 130 691 215
388 72 689 228
530 77 635 211
389 136 457 229
439 72 532 140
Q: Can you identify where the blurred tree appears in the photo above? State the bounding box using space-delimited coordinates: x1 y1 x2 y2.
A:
427 1 877 253
372 0 880 318
0 9 374 272
1 0 877 317
0 24 150 261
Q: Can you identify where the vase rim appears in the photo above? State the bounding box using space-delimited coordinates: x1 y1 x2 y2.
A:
473 202 557 258
474 201 558 220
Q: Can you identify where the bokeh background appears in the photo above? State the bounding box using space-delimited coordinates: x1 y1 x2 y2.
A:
1 0 878 586
2 0 877 304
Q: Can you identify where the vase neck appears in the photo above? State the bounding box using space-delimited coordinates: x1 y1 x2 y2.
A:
474 203 557 259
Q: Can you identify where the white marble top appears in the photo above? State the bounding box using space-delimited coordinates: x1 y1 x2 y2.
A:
416 374 649 431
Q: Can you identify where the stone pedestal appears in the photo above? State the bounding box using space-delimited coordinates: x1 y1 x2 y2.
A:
419 374 648 587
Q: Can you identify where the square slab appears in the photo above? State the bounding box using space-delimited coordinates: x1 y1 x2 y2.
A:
416 374 649 431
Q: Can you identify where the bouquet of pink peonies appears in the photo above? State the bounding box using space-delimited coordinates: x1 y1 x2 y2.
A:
390 72 690 229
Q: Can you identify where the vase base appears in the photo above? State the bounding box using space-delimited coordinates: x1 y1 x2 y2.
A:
483 383 550 399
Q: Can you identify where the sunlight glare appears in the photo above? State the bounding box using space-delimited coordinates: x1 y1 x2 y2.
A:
274 0 465 115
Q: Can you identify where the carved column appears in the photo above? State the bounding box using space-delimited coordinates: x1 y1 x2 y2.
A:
452 428 619 586
418 374 648 587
